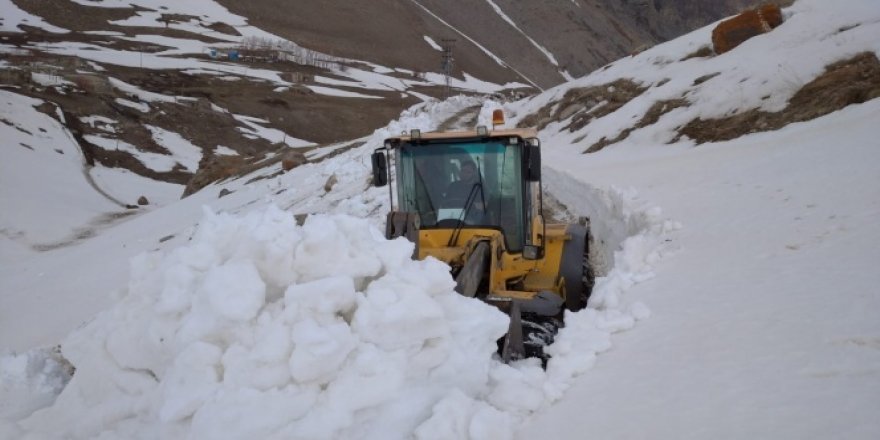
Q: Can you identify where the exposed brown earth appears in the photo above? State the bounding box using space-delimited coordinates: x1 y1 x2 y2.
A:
13 0 137 32
586 98 689 153
515 51 879 154
518 79 647 132
183 150 305 197
13 0 231 45
680 45 715 62
678 52 880 144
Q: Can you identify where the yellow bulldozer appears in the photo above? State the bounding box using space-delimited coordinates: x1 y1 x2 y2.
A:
370 112 593 363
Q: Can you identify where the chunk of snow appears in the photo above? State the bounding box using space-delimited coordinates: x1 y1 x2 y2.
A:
145 125 203 172
423 35 443 51
85 135 179 172
30 73 73 87
306 85 384 99
213 145 238 156
114 98 149 113
109 77 194 103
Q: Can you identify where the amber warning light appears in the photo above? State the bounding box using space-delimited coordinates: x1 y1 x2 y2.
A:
492 109 505 127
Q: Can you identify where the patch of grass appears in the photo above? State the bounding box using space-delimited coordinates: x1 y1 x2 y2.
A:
693 72 721 86
680 45 715 61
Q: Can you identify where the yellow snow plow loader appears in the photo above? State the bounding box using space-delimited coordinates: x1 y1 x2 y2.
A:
370 112 593 363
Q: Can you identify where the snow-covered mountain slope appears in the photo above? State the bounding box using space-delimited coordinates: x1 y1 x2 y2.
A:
2 0 880 438
0 0 526 273
0 91 120 248
504 0 880 152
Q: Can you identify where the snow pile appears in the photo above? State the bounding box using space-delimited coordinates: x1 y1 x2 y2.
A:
12 206 516 439
0 349 72 422
3 177 676 438
381 95 485 136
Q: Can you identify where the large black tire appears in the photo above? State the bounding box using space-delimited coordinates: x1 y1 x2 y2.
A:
560 222 594 312
582 244 595 307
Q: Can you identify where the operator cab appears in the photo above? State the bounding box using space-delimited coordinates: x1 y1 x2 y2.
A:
372 127 543 254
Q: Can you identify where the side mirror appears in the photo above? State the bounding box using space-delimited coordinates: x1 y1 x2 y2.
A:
371 151 388 187
525 145 541 181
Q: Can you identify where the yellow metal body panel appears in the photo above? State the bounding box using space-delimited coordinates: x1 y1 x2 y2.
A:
418 224 571 302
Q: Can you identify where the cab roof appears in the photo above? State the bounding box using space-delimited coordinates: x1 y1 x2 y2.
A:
384 127 538 144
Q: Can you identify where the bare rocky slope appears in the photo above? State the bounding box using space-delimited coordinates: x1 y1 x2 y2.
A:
219 0 764 90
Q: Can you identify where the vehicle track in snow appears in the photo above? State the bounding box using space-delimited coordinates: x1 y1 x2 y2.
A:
22 104 141 252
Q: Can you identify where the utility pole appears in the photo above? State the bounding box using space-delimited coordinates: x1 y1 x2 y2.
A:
440 38 456 99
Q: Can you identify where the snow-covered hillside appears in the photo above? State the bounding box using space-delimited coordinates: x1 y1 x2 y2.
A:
0 0 528 308
2 0 880 438
1 0 529 241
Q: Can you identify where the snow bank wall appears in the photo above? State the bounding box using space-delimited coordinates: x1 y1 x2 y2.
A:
544 168 678 308
537 168 680 394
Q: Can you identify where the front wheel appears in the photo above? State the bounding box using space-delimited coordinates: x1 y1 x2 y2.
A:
561 222 593 312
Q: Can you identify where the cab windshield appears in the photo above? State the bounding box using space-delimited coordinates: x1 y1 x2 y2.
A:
397 140 526 251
